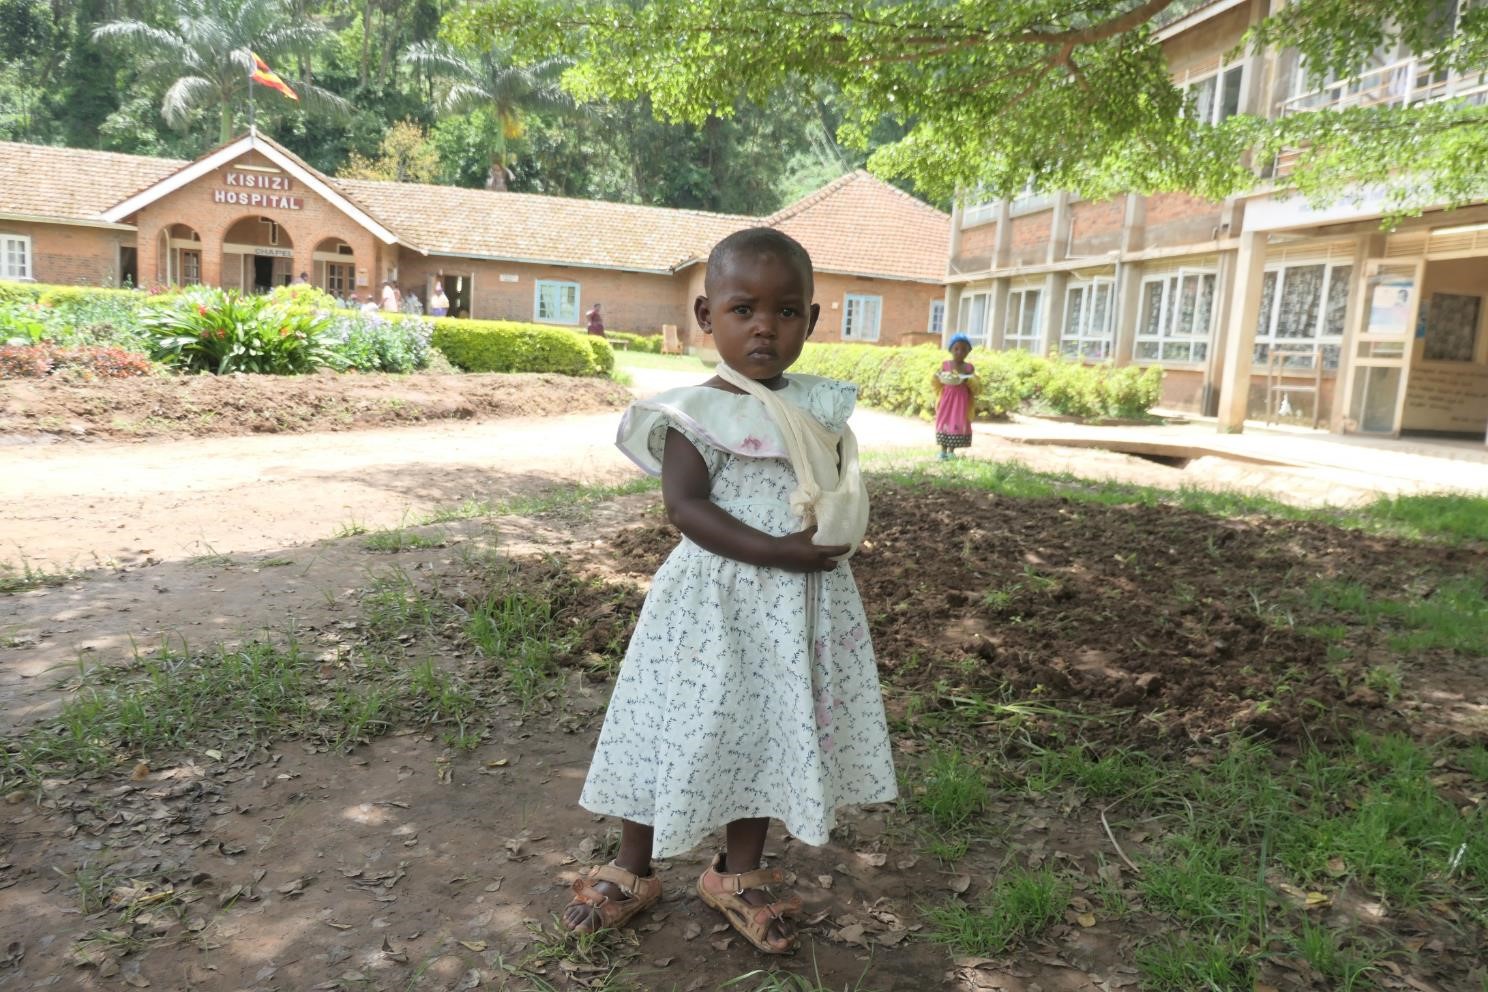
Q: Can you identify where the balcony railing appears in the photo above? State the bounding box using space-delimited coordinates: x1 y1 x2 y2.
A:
1280 55 1488 116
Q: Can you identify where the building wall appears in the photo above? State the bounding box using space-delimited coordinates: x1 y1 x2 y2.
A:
1007 213 1053 267
134 154 382 293
955 220 999 272
812 274 942 347
1404 256 1488 433
0 220 129 286
1068 198 1125 257
1143 192 1226 249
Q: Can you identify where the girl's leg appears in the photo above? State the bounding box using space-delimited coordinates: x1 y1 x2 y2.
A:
722 817 794 947
563 819 654 932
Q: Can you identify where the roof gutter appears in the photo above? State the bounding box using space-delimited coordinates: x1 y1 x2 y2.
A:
417 248 675 276
0 212 136 232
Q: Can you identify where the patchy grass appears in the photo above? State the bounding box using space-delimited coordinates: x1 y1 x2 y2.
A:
613 350 708 373
1362 490 1488 543
906 747 987 832
1305 577 1488 656
418 498 496 524
493 476 659 518
363 526 449 553
0 557 79 594
924 867 1068 955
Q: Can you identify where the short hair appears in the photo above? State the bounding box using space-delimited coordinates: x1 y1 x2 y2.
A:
706 227 813 295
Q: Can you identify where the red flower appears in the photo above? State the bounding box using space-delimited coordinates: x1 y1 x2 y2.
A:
197 304 208 315
216 329 227 339
280 326 289 336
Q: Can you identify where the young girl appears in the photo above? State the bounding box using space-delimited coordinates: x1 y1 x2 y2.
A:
561 228 897 954
932 334 980 460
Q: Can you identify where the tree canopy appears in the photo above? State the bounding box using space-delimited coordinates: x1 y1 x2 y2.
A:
450 0 1488 213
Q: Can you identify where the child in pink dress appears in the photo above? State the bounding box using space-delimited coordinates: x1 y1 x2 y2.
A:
932 334 980 460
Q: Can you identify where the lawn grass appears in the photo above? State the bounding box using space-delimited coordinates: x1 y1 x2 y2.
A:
867 455 1488 546
613 350 708 373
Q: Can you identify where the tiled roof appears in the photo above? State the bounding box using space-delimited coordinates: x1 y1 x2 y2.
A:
0 142 185 222
1 137 950 282
333 178 751 273
761 171 950 282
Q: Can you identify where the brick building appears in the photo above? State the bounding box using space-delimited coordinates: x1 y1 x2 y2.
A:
0 131 949 347
945 0 1488 443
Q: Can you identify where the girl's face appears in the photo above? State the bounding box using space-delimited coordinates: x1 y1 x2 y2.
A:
695 252 820 385
950 340 971 362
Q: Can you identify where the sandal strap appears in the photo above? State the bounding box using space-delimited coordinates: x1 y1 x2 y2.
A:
590 862 649 897
751 896 803 925
707 853 784 894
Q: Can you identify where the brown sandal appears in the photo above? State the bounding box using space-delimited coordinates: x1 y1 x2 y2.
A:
696 852 802 955
562 862 663 933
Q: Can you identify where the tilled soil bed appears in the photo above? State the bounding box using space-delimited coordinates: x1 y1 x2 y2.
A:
0 371 631 441
610 482 1488 750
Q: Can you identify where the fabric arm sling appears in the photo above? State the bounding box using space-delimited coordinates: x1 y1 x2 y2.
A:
713 364 869 555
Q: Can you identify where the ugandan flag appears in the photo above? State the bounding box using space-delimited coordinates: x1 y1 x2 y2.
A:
250 52 298 101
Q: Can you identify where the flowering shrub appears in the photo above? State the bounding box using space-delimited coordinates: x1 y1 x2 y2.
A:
322 311 433 373
142 287 338 375
0 283 151 353
0 343 153 380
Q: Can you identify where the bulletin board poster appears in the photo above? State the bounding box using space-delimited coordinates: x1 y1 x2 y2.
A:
1368 277 1415 336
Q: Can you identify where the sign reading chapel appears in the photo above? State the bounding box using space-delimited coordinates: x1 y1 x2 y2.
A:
213 169 303 209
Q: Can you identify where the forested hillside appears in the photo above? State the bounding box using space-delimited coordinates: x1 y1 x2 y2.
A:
0 0 915 214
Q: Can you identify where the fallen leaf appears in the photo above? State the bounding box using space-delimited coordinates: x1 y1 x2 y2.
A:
458 939 487 952
204 749 223 761
1075 912 1097 928
483 878 503 892
652 956 674 967
816 874 834 889
856 852 888 868
122 974 150 988
876 930 910 947
709 936 733 951
833 923 868 947
1325 857 1347 877
682 922 702 941
130 762 150 781
947 874 972 894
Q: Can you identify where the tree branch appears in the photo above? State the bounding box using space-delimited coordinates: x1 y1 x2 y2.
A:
1016 0 1180 46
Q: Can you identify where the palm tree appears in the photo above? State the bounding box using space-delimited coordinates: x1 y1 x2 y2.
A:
93 0 350 147
403 41 579 190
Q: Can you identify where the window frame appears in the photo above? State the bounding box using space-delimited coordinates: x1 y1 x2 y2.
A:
1252 261 1353 370
1 233 32 281
1135 267 1218 365
1003 286 1043 352
1060 278 1116 360
533 279 581 324
843 293 883 342
1184 58 1247 125
957 291 992 346
928 299 946 337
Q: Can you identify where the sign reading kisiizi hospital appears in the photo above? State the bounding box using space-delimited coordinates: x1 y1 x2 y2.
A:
212 170 302 209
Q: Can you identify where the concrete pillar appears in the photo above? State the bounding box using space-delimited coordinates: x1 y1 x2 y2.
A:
1217 230 1269 432
943 283 963 344
1041 271 1069 356
992 200 1013 269
947 200 965 272
987 279 1010 350
1204 246 1241 416
1120 193 1146 254
1329 233 1385 429
1113 261 1144 364
1046 192 1071 265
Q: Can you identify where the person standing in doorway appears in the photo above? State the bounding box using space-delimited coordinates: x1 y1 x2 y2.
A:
430 281 450 317
586 302 605 336
380 281 398 312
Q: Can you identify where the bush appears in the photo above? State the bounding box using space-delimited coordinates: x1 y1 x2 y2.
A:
791 343 1164 421
142 286 338 375
0 281 151 353
323 311 433 373
430 317 613 376
0 343 153 380
605 330 664 353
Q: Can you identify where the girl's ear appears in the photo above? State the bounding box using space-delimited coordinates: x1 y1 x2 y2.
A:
694 295 713 334
806 302 820 338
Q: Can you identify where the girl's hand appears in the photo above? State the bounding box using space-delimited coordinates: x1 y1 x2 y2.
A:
773 526 850 572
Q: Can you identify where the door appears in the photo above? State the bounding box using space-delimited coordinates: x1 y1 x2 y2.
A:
1341 259 1424 435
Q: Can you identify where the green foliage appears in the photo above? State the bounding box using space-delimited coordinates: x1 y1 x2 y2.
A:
1362 492 1488 544
142 286 338 374
431 317 613 376
0 281 152 353
925 867 1069 955
791 343 1163 421
0 343 153 379
910 747 988 831
457 0 1488 212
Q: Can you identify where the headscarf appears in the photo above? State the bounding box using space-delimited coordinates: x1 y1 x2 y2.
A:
948 334 972 351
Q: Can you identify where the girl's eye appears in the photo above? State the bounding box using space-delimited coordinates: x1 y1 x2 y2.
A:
780 308 798 318
733 305 751 316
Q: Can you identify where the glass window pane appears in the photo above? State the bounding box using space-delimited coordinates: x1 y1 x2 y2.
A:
1256 271 1278 339
1193 75 1218 123
1176 275 1199 337
1220 65 1244 120
1136 340 1160 360
1276 264 1324 339
1065 286 1084 340
1324 265 1352 337
1092 284 1111 337
1140 282 1163 336
1194 274 1216 339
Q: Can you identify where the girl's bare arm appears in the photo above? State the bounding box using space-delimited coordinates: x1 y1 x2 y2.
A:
660 428 846 573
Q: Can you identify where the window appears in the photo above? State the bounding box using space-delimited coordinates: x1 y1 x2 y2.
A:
1 234 31 280
1061 279 1115 359
1186 62 1245 124
534 279 580 323
1253 263 1352 369
1003 287 1042 352
1136 269 1217 363
843 294 882 341
180 250 201 285
928 300 946 336
957 292 991 345
326 262 353 298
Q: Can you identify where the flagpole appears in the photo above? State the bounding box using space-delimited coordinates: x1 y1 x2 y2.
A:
246 50 255 135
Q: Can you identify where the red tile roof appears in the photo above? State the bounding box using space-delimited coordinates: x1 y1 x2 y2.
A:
1 138 950 283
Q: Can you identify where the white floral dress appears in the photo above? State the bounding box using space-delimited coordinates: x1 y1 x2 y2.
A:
581 375 898 858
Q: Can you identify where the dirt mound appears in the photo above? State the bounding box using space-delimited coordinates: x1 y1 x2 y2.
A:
605 484 1479 748
0 371 630 441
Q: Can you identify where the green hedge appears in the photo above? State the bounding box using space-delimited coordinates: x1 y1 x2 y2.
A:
430 317 614 376
791 343 1163 421
605 330 664 353
0 280 145 307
